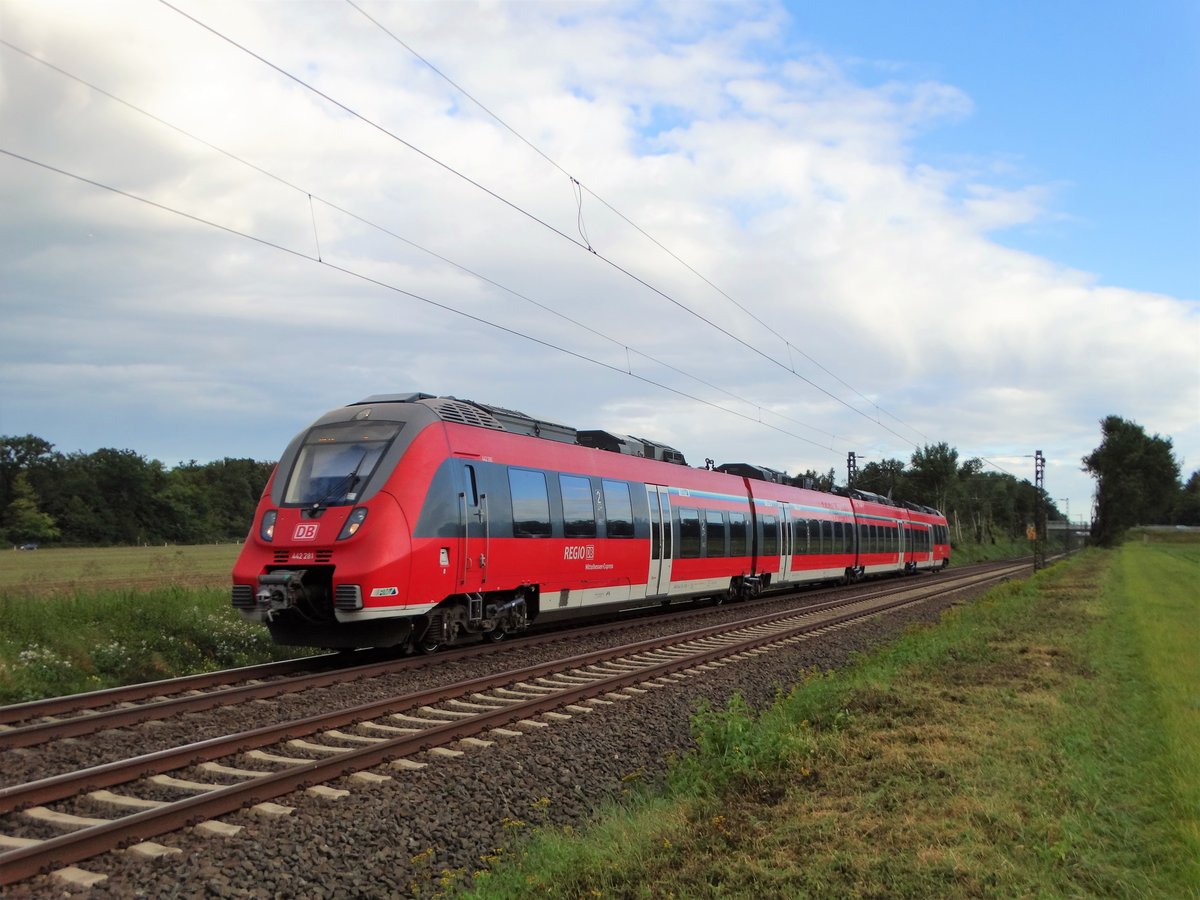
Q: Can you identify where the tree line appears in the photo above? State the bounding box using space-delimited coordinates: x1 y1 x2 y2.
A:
3 415 1196 548
1 436 273 547
850 417 1198 547
844 442 1062 546
798 415 1197 548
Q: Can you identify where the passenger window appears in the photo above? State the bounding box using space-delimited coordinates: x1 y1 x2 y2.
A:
729 512 748 556
509 469 551 537
679 508 701 558
603 480 634 538
560 474 596 538
706 511 726 557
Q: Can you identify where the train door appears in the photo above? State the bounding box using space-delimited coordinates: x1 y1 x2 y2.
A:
458 463 489 592
646 485 673 597
779 506 795 582
760 511 781 582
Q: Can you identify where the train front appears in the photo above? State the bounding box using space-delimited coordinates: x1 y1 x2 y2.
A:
231 400 436 649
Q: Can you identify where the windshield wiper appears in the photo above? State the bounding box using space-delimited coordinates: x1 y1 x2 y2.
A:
311 448 369 511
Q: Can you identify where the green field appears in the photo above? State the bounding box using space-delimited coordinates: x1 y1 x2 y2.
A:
0 544 301 703
467 535 1199 898
0 543 241 596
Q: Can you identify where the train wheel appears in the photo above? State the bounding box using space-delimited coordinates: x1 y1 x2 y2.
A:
485 627 506 643
416 636 441 654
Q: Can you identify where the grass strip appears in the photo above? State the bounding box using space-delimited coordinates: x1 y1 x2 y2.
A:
1116 536 1200 858
0 587 303 703
467 543 1199 898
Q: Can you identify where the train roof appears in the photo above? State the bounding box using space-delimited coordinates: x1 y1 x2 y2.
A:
846 488 894 506
355 393 688 465
842 487 943 517
349 393 942 517
716 462 789 484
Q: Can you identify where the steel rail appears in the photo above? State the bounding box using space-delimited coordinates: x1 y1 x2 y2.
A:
0 565 1023 885
2 559 1019 727
0 566 1012 750
1 569 1013 811
0 653 342 725
6 563 1017 729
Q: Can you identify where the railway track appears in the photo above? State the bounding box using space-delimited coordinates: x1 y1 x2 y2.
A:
0 561 1020 752
0 563 1023 887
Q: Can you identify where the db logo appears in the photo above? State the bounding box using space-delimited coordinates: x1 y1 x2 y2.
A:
293 522 320 542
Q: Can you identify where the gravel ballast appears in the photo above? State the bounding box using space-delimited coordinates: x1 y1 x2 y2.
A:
3 583 991 898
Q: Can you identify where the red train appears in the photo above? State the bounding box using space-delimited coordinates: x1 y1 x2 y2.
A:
232 394 950 649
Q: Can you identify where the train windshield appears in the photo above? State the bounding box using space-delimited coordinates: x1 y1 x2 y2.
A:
283 421 404 507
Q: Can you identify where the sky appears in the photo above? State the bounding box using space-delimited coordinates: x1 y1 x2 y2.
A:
1 0 1197 528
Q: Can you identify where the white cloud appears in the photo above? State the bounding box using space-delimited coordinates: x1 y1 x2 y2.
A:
0 0 1196 520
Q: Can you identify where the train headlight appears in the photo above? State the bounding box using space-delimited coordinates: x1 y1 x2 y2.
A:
260 510 277 542
338 507 368 541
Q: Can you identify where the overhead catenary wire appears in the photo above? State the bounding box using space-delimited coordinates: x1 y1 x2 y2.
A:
0 37 845 448
0 146 840 457
4 15 1026 483
156 0 923 451
0 11 1045 487
0 104 1029 486
12 8 1031 482
344 0 930 446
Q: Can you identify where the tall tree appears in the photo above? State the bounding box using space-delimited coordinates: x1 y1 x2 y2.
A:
1082 415 1181 545
909 442 959 513
1176 471 1200 526
3 472 60 545
854 458 908 499
0 435 55 512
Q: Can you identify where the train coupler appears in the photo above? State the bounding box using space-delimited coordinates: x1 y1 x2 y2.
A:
256 569 306 619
